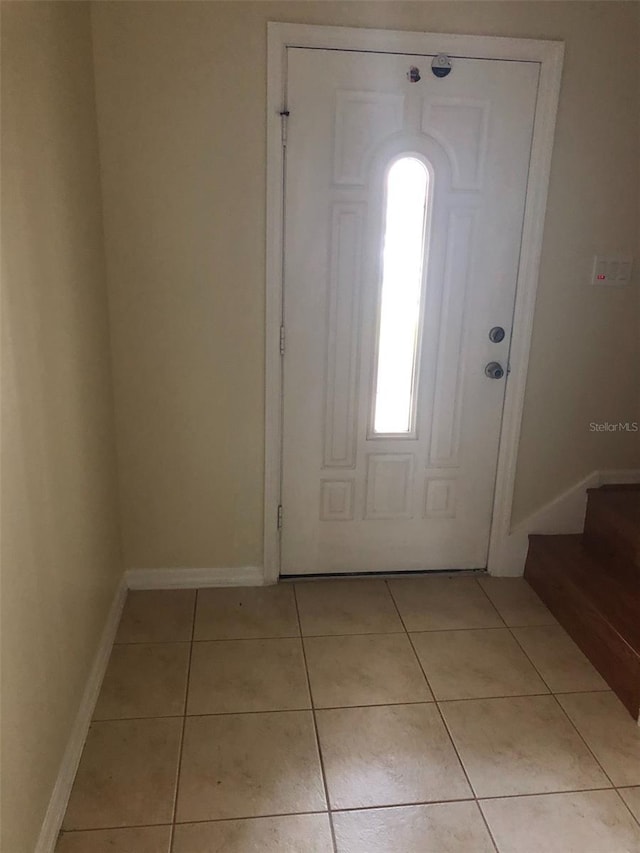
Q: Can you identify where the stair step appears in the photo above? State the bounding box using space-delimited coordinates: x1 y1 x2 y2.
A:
525 534 640 719
584 485 640 571
593 483 640 492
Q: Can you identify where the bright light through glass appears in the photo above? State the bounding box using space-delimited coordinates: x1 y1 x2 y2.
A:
373 157 429 434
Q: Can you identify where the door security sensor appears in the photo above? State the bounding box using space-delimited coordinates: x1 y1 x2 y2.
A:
432 55 452 78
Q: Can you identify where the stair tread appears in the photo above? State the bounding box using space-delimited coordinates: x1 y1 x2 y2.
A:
587 483 640 499
528 534 640 650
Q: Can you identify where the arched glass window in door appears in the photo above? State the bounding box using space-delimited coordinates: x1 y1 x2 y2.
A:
372 156 430 435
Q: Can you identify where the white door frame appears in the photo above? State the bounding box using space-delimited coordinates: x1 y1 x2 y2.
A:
264 22 564 583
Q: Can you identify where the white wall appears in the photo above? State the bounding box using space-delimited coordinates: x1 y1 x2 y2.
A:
1 4 122 851
90 1 639 572
1 3 637 844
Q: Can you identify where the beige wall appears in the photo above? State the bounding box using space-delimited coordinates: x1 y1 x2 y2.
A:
1 4 122 851
1 2 636 847
90 0 639 569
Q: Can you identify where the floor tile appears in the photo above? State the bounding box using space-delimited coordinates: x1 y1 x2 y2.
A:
94 643 190 720
56 826 171 853
194 586 299 640
172 814 333 852
619 787 640 822
333 802 495 852
63 718 182 830
116 590 195 643
411 628 548 700
512 625 609 693
481 790 640 853
187 638 310 714
316 703 471 809
305 633 432 708
558 692 640 786
388 577 503 631
296 580 403 636
477 577 556 627
441 695 609 797
176 711 326 821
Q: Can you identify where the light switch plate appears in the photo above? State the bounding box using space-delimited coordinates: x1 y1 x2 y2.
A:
591 254 633 286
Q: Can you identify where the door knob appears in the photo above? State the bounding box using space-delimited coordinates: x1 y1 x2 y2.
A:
485 361 505 379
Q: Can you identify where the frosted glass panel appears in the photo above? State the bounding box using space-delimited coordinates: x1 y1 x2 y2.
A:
373 157 429 434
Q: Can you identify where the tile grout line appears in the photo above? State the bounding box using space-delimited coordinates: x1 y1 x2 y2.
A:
471 576 513 629
471 577 509 629
168 590 199 853
384 580 435 702
472 576 560 694
89 686 613 725
471 801 501 853
59 783 633 837
385 579 502 853
387 580 502 853
477 585 620 791
293 584 338 853
506 623 612 697
475 784 620 802
549 692 617 788
502 621 559 695
113 623 572 646
473 580 621 794
84 584 634 846
616 789 640 828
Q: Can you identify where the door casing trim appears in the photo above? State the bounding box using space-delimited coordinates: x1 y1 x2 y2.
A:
264 22 564 583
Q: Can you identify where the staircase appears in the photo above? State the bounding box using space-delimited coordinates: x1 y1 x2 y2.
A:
524 484 640 720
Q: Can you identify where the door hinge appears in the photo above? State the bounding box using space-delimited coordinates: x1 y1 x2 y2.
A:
279 324 285 356
280 109 290 146
277 504 283 530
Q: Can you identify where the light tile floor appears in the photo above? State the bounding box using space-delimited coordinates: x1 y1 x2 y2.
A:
57 576 640 853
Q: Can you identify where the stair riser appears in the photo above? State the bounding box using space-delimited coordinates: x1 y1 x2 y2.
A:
525 546 640 720
584 495 640 571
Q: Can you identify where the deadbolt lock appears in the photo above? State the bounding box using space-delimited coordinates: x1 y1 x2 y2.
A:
489 326 506 343
485 361 505 380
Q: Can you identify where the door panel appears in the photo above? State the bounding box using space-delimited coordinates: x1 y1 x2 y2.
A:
282 48 539 575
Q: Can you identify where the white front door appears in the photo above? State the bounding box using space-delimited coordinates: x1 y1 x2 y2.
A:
281 47 538 575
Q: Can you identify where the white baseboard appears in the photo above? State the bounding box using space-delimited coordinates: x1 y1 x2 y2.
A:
34 565 264 850
490 467 640 577
33 468 640 849
125 565 265 589
35 576 128 853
